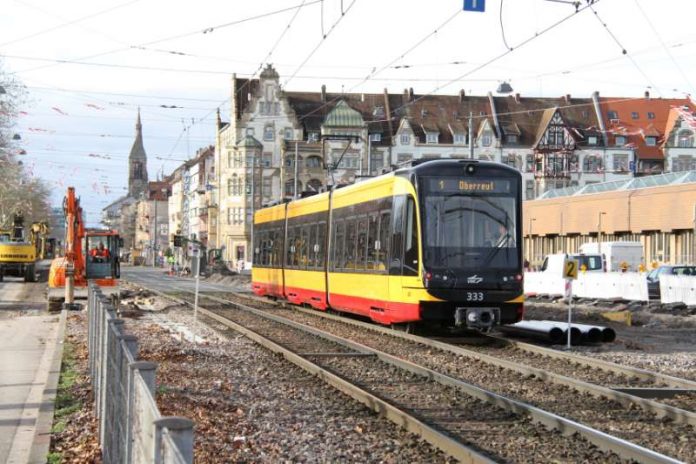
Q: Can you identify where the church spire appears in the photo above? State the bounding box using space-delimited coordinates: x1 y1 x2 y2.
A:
128 108 148 197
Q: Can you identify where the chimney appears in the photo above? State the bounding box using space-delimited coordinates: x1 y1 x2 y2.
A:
361 93 365 102
644 90 650 99
403 88 409 105
514 93 521 103
459 89 465 103
321 84 326 102
409 87 414 101
564 94 571 104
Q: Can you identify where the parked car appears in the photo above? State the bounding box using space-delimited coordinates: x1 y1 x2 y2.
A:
646 265 696 300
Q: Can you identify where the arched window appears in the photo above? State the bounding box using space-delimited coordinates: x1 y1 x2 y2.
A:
263 125 275 141
678 130 693 148
305 156 322 168
307 179 323 192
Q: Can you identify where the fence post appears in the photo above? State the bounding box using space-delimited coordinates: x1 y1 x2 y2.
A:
102 317 124 462
127 361 156 463
153 417 195 464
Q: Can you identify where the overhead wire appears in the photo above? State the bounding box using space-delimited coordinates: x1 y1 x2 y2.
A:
633 0 695 96
587 2 660 97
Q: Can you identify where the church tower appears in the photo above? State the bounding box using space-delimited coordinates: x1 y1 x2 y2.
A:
128 108 148 198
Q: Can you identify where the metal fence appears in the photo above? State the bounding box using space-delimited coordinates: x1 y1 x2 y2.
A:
88 284 194 464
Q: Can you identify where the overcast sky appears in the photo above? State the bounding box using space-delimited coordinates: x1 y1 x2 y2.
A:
2 0 696 225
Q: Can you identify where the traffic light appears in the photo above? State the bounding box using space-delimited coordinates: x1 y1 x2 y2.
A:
173 235 183 247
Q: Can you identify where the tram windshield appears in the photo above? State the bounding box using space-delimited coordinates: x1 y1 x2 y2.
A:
421 177 519 270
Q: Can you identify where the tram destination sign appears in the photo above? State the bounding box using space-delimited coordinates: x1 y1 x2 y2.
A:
427 178 512 194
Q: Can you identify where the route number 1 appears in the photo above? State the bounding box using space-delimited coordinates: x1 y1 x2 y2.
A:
563 258 579 280
463 0 485 12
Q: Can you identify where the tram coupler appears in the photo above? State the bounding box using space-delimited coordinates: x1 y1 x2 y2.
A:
455 307 499 330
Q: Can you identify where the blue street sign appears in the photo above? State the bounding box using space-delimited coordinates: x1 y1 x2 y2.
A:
629 161 635 172
464 0 485 12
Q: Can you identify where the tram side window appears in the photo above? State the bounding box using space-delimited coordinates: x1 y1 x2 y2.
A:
271 227 282 267
262 230 271 266
286 226 295 268
308 223 317 269
299 226 309 269
317 222 326 270
345 219 357 270
366 214 378 270
403 197 419 276
333 221 345 270
356 217 368 271
390 196 405 274
378 211 391 272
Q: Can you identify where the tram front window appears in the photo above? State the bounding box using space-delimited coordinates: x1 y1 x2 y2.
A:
421 177 519 270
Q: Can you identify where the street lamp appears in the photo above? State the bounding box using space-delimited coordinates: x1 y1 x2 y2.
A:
598 211 607 258
529 217 537 267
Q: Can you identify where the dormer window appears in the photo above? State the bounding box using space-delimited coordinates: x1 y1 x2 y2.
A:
505 134 518 144
245 127 255 136
607 110 618 120
645 136 657 146
587 136 598 145
631 112 639 120
369 133 382 142
481 131 492 147
678 130 693 148
453 133 466 144
647 112 655 119
308 131 320 143
426 132 438 144
400 134 411 145
615 135 626 146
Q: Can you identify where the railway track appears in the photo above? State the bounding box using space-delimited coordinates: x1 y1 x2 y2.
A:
124 278 691 463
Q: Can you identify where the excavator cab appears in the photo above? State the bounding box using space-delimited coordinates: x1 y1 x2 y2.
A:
85 233 121 281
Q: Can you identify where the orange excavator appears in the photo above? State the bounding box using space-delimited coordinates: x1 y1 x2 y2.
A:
48 187 121 310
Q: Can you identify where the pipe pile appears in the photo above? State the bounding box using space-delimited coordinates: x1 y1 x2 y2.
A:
500 320 616 345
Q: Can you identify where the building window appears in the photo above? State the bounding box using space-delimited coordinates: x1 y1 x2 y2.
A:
607 110 618 120
673 155 696 172
526 154 534 172
262 152 272 167
284 128 293 140
307 178 322 192
503 153 517 168
645 136 657 146
284 180 296 196
453 133 466 144
262 177 272 199
525 180 535 200
227 178 233 195
369 133 382 142
263 125 274 141
400 134 411 145
647 112 655 119
613 153 629 172
587 136 598 145
305 155 322 168
308 131 319 143
481 131 492 147
631 112 639 120
285 155 294 168
245 127 255 136
615 136 626 146
227 208 233 224
583 155 603 173
333 154 358 169
426 132 438 144
678 130 694 148
505 134 518 144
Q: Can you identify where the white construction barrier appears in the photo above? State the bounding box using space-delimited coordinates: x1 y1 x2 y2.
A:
660 275 696 305
525 272 648 302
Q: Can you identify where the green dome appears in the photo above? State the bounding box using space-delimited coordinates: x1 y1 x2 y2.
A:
323 100 364 128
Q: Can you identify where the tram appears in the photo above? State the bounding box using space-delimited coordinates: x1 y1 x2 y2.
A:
252 159 524 330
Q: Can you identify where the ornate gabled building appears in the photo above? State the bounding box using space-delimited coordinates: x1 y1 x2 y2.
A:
212 64 696 266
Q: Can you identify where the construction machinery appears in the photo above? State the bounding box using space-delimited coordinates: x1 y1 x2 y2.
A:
0 212 38 282
48 187 121 310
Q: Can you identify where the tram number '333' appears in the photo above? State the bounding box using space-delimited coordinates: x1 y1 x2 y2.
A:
466 292 485 302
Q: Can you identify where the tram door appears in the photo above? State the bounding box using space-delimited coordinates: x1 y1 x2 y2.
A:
387 196 421 316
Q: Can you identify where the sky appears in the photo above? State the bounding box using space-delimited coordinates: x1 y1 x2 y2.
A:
2 0 696 226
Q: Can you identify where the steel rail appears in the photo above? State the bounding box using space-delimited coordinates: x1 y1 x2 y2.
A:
126 283 495 464
131 280 684 464
213 290 696 424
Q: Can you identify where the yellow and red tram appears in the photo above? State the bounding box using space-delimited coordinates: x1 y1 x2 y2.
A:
252 159 524 330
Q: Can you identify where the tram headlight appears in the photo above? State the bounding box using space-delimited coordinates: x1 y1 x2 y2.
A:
465 164 476 174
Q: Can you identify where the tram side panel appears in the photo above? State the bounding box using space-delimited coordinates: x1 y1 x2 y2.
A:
252 204 286 298
284 195 330 309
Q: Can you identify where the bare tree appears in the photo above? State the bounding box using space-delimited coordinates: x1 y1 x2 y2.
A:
0 59 52 228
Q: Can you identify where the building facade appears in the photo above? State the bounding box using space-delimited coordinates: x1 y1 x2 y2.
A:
209 65 695 266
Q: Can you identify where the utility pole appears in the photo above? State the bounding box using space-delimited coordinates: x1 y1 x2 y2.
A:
294 141 299 199
153 199 158 267
250 151 256 263
469 111 475 159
